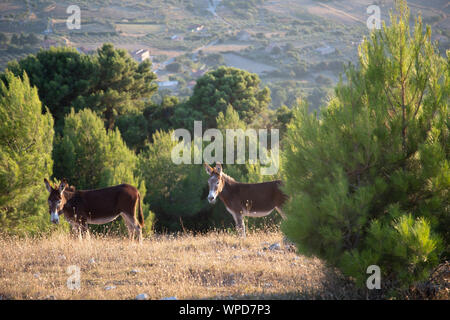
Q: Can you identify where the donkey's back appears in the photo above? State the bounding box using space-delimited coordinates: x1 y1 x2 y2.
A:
234 180 286 213
76 184 139 213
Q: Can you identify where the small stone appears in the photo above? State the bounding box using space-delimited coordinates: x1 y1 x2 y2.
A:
88 258 96 264
45 295 56 300
130 269 140 275
105 285 116 290
161 296 177 300
58 255 66 260
269 243 281 251
33 272 40 278
135 293 149 300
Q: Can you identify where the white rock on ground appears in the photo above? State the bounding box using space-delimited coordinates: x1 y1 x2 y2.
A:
135 293 149 300
269 243 281 251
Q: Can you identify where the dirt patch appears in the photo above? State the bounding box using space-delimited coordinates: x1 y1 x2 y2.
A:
307 3 364 24
201 44 251 54
223 53 277 75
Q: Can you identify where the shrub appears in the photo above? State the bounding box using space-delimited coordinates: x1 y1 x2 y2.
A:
0 72 54 234
137 130 205 232
281 2 448 295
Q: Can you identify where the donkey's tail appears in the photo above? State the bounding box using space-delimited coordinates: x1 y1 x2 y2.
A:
137 192 144 228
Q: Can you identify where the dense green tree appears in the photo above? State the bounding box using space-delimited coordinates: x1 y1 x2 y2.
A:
183 66 271 128
281 3 448 294
54 108 143 191
137 130 205 232
76 43 158 130
274 104 294 139
6 46 97 131
115 112 148 152
6 44 158 132
0 72 54 234
144 96 180 140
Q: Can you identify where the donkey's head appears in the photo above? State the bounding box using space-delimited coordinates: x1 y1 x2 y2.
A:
44 178 68 224
204 162 225 204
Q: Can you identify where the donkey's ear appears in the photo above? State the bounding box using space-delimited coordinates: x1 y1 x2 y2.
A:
215 162 222 175
204 162 214 176
58 179 67 193
44 178 52 193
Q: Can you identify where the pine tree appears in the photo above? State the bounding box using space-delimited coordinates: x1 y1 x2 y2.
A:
137 130 204 232
6 46 97 132
54 108 143 191
0 72 54 233
281 2 448 294
84 43 158 130
183 67 271 128
6 44 158 132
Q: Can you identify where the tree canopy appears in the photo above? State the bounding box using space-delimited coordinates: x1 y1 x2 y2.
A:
6 46 96 131
183 66 271 128
6 44 158 131
0 71 54 233
281 3 448 293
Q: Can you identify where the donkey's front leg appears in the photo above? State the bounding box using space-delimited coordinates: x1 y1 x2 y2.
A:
233 212 246 238
69 219 88 240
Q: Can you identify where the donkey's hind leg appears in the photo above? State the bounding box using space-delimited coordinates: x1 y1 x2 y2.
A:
275 206 286 220
120 212 142 242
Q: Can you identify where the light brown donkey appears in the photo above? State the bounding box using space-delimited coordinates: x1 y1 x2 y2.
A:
44 179 144 241
204 163 287 237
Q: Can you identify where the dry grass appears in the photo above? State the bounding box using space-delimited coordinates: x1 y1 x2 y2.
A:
0 230 360 300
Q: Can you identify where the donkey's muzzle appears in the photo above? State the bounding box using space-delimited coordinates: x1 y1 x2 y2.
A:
50 211 60 224
207 196 216 204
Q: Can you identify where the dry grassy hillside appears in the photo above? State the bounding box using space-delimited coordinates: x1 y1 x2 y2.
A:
0 230 360 300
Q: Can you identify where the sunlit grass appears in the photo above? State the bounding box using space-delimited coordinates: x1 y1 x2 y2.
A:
0 229 359 300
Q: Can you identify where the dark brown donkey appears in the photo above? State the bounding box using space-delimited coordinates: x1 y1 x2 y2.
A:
204 163 287 237
44 179 144 241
